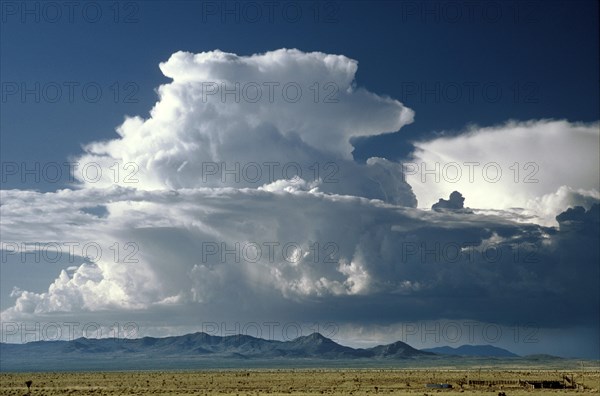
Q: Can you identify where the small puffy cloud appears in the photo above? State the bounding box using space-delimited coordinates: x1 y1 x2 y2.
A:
556 203 600 233
431 191 471 212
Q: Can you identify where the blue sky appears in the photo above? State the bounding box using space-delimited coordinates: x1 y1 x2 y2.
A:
1 1 599 359
2 0 598 190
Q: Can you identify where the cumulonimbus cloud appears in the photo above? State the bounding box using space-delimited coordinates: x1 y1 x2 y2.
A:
1 50 598 348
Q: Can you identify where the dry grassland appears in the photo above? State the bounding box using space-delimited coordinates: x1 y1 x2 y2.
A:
1 369 599 396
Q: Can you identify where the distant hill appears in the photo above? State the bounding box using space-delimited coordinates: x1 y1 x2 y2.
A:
422 344 519 357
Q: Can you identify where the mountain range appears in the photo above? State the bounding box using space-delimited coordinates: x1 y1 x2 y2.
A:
0 332 529 371
0 332 432 360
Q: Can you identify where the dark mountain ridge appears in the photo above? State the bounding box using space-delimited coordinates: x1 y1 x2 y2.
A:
0 332 434 361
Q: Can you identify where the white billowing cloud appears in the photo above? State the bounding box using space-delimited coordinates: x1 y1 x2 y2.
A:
8 263 144 314
0 187 396 316
75 49 416 205
2 185 597 331
155 49 412 157
408 119 600 222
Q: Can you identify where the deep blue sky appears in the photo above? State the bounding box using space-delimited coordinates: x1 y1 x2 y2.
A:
1 0 598 190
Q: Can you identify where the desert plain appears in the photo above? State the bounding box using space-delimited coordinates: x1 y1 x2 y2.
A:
1 369 599 396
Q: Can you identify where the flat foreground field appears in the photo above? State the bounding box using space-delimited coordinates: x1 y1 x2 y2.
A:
1 369 599 395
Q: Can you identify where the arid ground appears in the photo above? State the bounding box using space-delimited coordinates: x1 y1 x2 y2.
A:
1 369 599 395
